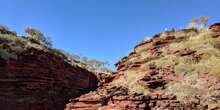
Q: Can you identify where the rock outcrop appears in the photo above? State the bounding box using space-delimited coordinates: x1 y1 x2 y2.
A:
209 23 220 31
66 24 220 110
0 48 98 110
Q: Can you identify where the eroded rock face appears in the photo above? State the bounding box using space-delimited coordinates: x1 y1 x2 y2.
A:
0 48 98 110
209 23 220 31
66 66 220 110
66 24 220 110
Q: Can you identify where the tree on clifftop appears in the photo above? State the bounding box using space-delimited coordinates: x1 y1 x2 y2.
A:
188 18 197 29
188 16 209 29
25 27 52 48
199 16 209 29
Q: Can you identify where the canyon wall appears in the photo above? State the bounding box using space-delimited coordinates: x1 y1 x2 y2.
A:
0 48 98 110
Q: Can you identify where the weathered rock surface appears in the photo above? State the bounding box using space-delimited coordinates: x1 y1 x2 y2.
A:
0 48 98 110
209 23 220 31
66 24 220 110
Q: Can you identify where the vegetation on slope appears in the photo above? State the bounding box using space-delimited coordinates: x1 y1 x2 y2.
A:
114 17 220 103
0 25 111 73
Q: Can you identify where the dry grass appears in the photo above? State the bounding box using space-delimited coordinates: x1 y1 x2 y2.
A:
193 56 220 77
174 63 194 76
174 29 198 39
0 34 28 44
156 29 220 100
166 73 220 101
153 55 177 67
160 30 213 54
139 51 152 60
166 74 205 100
112 28 220 98
115 70 149 95
150 29 220 78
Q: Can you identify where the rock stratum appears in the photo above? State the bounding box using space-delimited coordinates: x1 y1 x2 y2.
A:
0 33 98 110
65 23 220 110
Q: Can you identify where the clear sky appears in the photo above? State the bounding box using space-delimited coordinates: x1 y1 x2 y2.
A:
0 0 220 69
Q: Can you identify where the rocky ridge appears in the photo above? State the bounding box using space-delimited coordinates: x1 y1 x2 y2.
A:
0 34 98 110
65 23 220 110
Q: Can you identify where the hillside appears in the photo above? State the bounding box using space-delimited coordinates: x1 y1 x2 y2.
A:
65 23 220 110
0 27 98 110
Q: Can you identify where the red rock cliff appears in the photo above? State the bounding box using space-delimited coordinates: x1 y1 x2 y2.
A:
0 48 98 110
65 24 220 110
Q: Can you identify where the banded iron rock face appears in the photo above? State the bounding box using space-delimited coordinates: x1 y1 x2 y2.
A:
65 24 220 110
0 48 98 110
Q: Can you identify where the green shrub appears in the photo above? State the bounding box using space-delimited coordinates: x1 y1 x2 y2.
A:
25 27 43 41
0 49 17 60
25 27 52 48
0 25 112 73
0 25 17 36
81 58 111 72
50 48 112 73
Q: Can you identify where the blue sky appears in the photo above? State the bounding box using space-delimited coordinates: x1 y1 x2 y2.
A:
0 0 220 69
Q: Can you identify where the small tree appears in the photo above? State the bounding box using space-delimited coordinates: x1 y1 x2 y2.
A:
42 36 52 48
25 27 52 47
25 27 44 41
187 16 210 29
188 18 197 29
199 16 209 29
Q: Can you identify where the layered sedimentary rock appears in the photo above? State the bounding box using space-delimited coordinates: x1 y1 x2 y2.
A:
0 48 98 110
66 24 220 110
